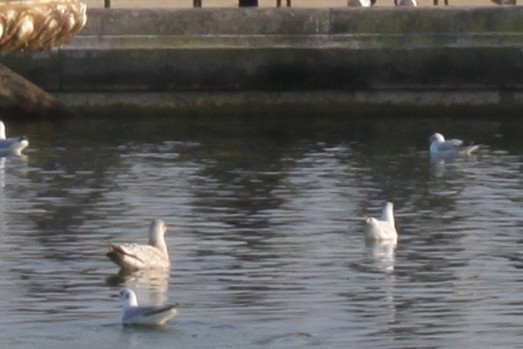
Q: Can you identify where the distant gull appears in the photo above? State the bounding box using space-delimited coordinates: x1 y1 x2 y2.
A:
0 121 29 156
347 0 376 6
365 202 398 243
107 219 170 270
429 132 479 156
394 0 417 6
119 287 178 326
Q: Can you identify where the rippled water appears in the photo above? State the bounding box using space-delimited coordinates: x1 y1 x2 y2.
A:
0 114 522 348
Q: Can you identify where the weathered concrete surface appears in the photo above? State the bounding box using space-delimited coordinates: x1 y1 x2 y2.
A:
1 7 523 114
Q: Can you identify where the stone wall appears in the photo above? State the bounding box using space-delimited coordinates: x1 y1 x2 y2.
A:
1 7 523 112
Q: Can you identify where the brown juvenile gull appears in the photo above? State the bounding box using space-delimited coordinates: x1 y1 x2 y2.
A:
107 219 170 270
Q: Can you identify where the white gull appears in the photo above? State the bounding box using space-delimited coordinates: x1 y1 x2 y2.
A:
119 287 178 326
365 202 398 243
0 121 29 156
107 219 170 270
429 132 479 156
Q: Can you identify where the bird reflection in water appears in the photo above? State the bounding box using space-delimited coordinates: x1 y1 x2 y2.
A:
365 240 397 274
107 268 170 306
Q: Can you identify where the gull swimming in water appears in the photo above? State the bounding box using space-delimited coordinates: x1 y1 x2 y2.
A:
118 287 178 326
365 202 398 243
429 132 479 156
0 121 29 156
107 219 170 270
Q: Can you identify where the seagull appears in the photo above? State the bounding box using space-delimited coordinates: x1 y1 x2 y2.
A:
365 202 398 243
429 132 479 156
0 121 29 156
394 0 417 6
347 0 376 7
107 219 170 270
118 287 178 326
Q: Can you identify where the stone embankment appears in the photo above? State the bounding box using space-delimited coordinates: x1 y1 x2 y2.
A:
2 7 523 115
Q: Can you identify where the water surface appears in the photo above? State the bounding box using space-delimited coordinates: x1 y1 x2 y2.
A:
0 114 522 348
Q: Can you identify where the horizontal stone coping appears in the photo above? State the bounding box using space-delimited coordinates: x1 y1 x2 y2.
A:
65 32 523 49
79 7 523 36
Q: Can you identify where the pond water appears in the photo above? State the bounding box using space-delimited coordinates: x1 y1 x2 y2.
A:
0 113 522 348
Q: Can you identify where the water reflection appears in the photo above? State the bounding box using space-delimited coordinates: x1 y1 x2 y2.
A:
430 151 479 178
106 269 170 305
365 241 397 273
0 156 4 188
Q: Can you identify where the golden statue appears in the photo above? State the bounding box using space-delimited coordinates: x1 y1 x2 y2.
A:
0 0 86 114
0 0 86 53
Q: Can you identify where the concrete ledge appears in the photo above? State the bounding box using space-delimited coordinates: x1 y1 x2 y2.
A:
67 32 523 50
2 7 523 112
70 7 523 49
79 8 332 36
78 7 523 36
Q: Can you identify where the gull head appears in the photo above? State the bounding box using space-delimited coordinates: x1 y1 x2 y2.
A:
429 133 445 144
119 287 138 307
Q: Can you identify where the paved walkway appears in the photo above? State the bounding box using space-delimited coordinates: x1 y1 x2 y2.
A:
83 0 500 9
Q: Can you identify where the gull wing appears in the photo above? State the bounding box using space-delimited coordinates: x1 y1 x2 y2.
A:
108 243 168 270
123 304 178 325
437 138 463 151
